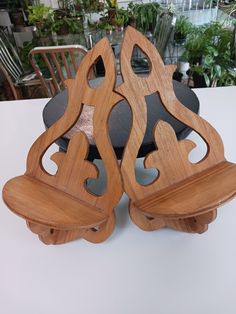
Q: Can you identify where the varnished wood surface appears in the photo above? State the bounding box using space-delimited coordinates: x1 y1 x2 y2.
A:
3 37 123 244
116 27 236 233
27 221 84 244
129 205 217 234
26 38 123 214
3 176 107 230
135 162 236 219
43 79 199 160
26 213 116 244
2 26 236 242
117 27 225 202
1 88 236 314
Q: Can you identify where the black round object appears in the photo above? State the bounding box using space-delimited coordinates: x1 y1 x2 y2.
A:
43 79 199 160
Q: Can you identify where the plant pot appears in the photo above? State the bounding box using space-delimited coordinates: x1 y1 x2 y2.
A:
116 26 124 32
192 72 207 88
105 29 113 36
177 60 189 78
191 56 203 66
173 71 183 82
174 32 186 45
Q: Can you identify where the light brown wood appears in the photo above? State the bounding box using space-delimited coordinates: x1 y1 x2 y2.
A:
26 214 116 244
27 221 84 245
4 176 108 230
116 26 236 233
3 38 123 245
3 27 236 243
0 62 19 99
29 45 95 97
135 161 236 219
129 205 217 234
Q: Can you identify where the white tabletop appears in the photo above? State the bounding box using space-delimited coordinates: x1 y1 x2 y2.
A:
1 87 236 314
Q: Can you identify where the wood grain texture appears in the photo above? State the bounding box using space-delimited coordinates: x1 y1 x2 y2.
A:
129 205 217 234
3 27 236 242
27 221 84 245
0 62 19 99
3 176 107 230
135 161 236 219
26 214 115 244
29 45 94 97
116 27 236 233
3 38 123 244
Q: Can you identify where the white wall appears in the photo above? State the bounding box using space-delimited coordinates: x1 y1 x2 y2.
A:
40 0 59 7
0 10 12 29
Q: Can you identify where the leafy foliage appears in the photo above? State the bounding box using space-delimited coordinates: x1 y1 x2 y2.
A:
81 0 105 13
27 4 53 25
131 2 161 33
105 0 117 8
183 22 236 87
114 7 129 27
174 16 193 41
52 16 83 34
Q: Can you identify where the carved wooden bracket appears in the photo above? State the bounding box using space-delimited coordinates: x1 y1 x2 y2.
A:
116 27 236 233
2 27 236 244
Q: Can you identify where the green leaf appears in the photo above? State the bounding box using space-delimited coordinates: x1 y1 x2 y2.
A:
214 64 221 77
203 72 210 87
204 55 213 66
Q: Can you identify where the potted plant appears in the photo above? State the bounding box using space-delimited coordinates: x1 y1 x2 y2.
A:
74 0 83 11
182 26 206 66
114 8 129 30
105 0 117 19
192 44 236 87
131 2 160 34
183 21 236 87
51 11 83 36
61 16 83 34
27 4 54 41
82 0 105 13
126 1 137 28
104 23 113 35
98 1 118 27
174 16 193 44
114 15 124 30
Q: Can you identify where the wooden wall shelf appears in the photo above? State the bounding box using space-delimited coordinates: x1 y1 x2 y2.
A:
2 27 236 244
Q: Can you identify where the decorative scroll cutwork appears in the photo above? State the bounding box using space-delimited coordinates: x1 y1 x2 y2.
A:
116 26 226 202
3 37 124 244
145 121 198 191
116 27 236 233
25 37 123 213
3 26 236 243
